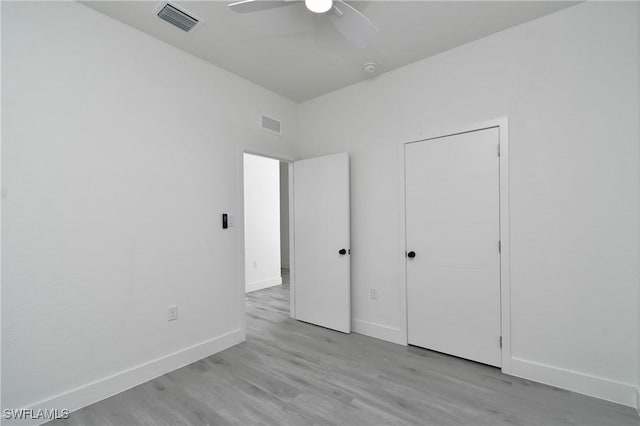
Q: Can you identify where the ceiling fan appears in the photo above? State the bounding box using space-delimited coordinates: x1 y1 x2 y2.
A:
227 0 379 49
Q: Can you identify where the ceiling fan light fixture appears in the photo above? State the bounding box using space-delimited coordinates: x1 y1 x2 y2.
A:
305 0 332 14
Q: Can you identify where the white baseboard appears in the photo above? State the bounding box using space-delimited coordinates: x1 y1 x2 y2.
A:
246 276 282 293
351 319 404 345
15 328 244 426
510 357 637 408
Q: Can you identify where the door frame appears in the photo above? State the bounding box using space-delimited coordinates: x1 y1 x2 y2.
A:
237 147 297 342
398 117 511 373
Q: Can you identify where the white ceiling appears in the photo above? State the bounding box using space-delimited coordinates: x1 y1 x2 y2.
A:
83 1 577 102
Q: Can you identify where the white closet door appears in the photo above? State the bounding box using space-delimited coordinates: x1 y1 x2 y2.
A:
405 128 501 366
294 152 350 333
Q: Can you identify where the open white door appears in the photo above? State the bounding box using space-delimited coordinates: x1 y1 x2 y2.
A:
294 152 350 333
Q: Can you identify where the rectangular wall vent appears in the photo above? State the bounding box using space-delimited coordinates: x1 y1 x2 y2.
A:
157 3 199 32
260 114 282 135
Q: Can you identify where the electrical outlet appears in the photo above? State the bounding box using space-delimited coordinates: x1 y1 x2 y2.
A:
252 260 258 268
370 288 379 300
168 305 178 321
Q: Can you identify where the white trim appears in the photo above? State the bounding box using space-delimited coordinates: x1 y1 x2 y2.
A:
236 148 247 345
352 319 404 345
0 1 3 420
399 117 511 373
497 118 511 373
288 161 296 319
397 142 408 346
245 276 283 293
242 149 295 163
22 329 244 426
510 357 638 408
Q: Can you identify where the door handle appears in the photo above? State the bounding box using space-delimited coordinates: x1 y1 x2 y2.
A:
407 251 416 258
339 248 347 255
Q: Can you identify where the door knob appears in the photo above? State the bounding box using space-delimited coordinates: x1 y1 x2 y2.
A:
407 251 416 258
339 248 347 255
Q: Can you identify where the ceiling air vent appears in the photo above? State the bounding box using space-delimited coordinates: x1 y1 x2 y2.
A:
157 3 200 32
260 114 282 136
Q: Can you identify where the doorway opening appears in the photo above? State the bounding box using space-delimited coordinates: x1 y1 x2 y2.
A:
242 153 291 317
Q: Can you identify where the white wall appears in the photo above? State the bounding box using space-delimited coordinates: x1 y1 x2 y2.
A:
244 154 282 292
1 1 297 419
299 2 639 407
3 0 640 417
280 162 290 269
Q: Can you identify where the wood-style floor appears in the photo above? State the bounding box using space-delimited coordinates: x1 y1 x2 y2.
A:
51 271 638 426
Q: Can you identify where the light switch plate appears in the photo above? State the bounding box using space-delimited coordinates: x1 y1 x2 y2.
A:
168 305 178 321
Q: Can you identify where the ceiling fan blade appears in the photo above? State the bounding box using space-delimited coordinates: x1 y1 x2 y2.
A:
312 14 343 52
328 1 379 49
228 0 294 14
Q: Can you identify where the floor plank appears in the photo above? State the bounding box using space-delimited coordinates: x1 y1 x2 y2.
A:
50 271 639 425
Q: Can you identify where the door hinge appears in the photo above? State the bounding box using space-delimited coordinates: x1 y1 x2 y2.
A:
499 336 502 348
497 144 501 157
498 240 501 253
